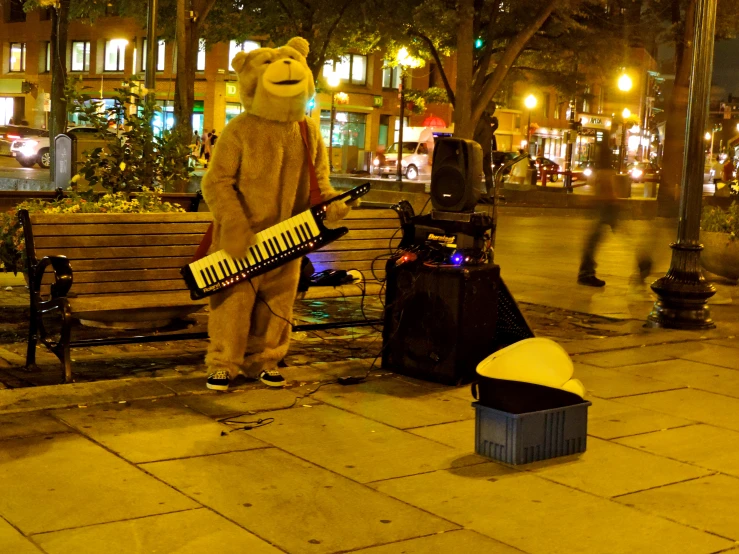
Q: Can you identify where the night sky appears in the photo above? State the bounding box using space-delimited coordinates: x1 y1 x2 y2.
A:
713 38 739 98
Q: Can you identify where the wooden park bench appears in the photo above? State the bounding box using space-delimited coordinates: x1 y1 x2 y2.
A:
20 202 406 382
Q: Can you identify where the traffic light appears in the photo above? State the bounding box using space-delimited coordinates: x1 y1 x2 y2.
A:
474 38 484 49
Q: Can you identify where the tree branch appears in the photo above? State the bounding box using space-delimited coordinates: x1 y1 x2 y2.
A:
471 1 559 125
193 0 218 24
312 0 353 76
408 29 455 106
275 0 294 19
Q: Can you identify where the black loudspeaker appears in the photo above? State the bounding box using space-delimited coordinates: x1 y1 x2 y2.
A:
430 138 485 212
382 261 501 385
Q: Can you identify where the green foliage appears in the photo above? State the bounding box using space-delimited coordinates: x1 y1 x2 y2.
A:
65 77 193 193
403 87 450 114
701 201 739 239
0 189 183 273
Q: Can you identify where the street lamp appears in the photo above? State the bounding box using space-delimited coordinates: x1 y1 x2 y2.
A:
617 73 633 93
647 0 718 329
619 108 630 174
327 71 340 172
524 94 537 156
395 48 421 182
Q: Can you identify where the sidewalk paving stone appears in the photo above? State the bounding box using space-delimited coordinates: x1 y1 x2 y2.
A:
614 424 739 478
574 362 683 398
0 411 69 440
408 419 476 452
180 387 299 418
51 398 268 464
675 342 739 370
348 529 526 553
613 358 739 399
0 517 41 554
312 378 474 429
615 388 739 432
0 378 175 414
705 338 739 350
33 508 282 554
371 464 734 554
243 404 486 483
524 437 712 497
0 433 198 535
143 448 459 554
586 397 697 440
616 474 739 541
572 343 694 368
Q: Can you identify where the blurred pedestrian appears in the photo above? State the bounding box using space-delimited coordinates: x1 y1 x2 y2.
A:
723 157 735 182
210 129 218 148
203 131 212 168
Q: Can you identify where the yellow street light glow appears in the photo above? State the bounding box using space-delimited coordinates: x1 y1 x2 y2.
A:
618 74 633 92
705 132 712 140
524 94 537 110
110 39 129 48
327 72 340 88
736 123 739 133
622 108 631 119
396 47 423 68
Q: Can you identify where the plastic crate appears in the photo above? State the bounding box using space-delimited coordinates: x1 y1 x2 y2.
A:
473 400 591 465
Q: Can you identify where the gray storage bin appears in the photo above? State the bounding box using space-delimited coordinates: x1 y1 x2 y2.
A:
473 400 591 465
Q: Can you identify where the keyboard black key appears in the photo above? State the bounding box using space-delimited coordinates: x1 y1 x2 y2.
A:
286 230 296 247
223 259 232 273
200 269 208 285
206 266 216 283
218 261 226 276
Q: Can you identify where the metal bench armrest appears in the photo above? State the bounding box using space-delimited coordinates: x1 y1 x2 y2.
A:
33 256 73 299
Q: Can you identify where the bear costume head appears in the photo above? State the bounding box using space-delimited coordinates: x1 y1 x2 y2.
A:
231 37 314 123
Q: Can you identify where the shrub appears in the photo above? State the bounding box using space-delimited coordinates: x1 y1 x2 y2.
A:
702 202 739 239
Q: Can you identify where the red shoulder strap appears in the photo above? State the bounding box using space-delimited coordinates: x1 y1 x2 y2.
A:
299 119 324 206
192 120 321 263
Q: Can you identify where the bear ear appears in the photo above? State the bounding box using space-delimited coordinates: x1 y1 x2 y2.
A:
286 37 309 58
231 51 249 74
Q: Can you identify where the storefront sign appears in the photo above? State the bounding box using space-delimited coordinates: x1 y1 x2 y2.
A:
373 96 383 107
226 83 238 97
0 79 22 94
43 93 51 112
580 114 612 130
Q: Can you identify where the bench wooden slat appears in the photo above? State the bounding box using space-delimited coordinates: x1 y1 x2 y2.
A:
340 228 398 240
309 249 393 263
41 279 187 296
340 219 404 230
29 212 213 224
315 239 401 252
31 223 213 236
67 291 207 314
41 268 183 284
35 234 204 248
69 257 192 271
35 246 198 260
344 209 398 220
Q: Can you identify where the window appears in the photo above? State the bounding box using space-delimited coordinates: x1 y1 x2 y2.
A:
323 55 367 86
197 39 206 71
44 42 51 73
9 43 25 72
9 0 26 22
104 39 126 71
381 62 401 89
141 39 165 72
319 110 367 148
226 102 243 125
228 40 260 71
71 41 91 72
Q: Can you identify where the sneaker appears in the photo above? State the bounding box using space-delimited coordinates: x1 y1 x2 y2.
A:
577 276 606 287
206 370 231 391
259 369 286 388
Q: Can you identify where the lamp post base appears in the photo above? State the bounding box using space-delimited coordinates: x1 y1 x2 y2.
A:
646 242 716 330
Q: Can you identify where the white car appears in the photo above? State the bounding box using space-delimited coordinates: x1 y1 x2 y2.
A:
373 141 431 180
11 127 105 169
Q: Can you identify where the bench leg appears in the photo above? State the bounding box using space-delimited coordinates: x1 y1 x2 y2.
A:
59 310 73 383
25 305 38 369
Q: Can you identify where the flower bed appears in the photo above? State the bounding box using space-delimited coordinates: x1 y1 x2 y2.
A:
701 202 739 281
0 188 184 274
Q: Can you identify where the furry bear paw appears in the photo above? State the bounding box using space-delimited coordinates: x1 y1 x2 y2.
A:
325 200 351 223
221 217 254 258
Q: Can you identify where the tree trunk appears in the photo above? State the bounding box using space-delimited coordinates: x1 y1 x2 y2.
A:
174 0 194 138
50 0 70 181
658 0 696 214
453 0 475 139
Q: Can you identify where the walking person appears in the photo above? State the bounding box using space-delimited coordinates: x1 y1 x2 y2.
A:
203 131 212 169
723 157 735 183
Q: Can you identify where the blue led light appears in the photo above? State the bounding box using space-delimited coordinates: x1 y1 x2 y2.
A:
452 254 464 265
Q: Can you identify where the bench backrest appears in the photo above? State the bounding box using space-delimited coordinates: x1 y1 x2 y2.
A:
25 206 402 297
315 207 401 281
27 212 211 298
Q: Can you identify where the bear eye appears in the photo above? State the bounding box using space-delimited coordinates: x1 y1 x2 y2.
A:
289 55 295 60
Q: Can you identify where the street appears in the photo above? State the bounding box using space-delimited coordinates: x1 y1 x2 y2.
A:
0 154 49 181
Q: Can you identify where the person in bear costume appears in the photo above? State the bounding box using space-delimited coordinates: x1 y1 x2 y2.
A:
202 36 350 391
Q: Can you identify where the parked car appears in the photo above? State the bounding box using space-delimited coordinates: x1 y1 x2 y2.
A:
373 141 430 180
0 125 46 157
10 126 102 169
492 151 537 181
627 161 661 182
535 157 560 181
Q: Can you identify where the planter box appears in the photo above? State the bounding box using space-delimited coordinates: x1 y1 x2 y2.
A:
474 400 591 465
701 231 739 281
